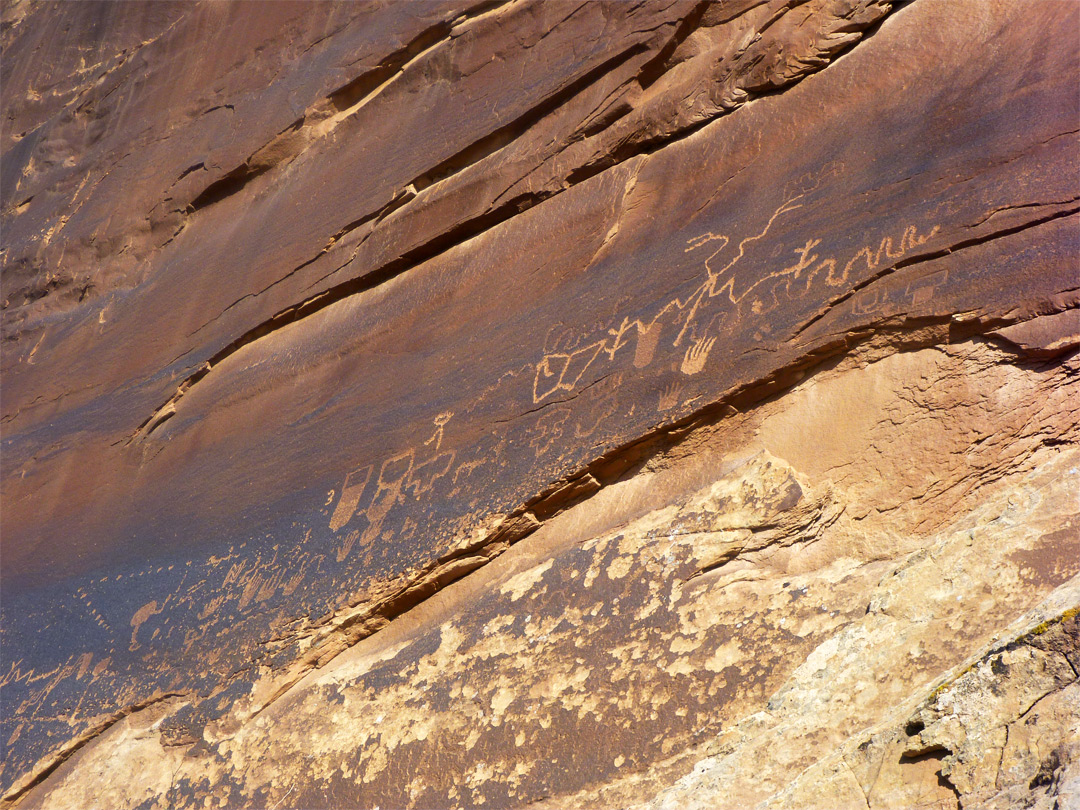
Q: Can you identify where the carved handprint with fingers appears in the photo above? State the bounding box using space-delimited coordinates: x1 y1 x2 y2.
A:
657 381 683 412
680 336 716 375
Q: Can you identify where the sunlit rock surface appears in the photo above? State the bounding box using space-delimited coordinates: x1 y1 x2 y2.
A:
1 1 1077 807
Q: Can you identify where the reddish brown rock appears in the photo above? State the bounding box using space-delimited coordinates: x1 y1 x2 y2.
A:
1 0 1077 807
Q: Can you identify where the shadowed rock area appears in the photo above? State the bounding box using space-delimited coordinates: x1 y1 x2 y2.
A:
1 1 1077 807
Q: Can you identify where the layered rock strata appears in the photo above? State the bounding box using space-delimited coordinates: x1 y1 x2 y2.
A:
1 0 1077 807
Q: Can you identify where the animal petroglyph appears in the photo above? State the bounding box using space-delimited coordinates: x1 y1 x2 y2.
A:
852 266 949 316
906 269 948 305
675 193 807 345
404 449 456 498
531 193 808 404
527 408 572 457
532 187 941 403
129 600 164 651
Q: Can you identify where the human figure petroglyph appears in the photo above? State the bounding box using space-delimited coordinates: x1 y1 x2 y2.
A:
297 191 946 615
531 188 941 404
424 411 454 451
328 412 461 558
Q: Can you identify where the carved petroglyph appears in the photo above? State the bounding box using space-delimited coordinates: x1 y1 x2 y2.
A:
533 340 607 404
532 187 941 403
680 337 716 376
1 651 120 743
337 529 361 563
329 413 461 551
825 223 940 287
424 411 454 451
676 193 808 345
229 551 300 611
357 451 414 546
8 520 326 775
906 268 948 306
632 323 662 368
605 315 665 369
853 268 949 315
531 193 807 403
406 449 457 498
573 374 623 440
329 466 373 532
658 382 683 412
852 286 887 316
74 588 112 631
6 187 951 788
452 457 488 485
527 408 572 457
129 601 164 651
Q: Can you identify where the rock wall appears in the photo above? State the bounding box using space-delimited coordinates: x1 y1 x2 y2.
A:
1 1 1077 808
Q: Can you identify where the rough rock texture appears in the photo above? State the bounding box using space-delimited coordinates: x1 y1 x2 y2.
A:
1 1 1077 808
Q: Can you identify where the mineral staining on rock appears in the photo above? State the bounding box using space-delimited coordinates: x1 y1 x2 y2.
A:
1 0 1077 808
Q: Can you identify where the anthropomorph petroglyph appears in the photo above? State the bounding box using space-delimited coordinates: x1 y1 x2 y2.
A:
532 188 940 404
329 412 458 547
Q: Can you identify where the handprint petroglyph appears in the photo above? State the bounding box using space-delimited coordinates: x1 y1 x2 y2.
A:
680 337 716 376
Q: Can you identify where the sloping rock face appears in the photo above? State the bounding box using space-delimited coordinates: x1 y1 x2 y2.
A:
1 1 1077 808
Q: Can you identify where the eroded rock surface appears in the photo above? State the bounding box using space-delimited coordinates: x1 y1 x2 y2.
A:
1 1 1077 808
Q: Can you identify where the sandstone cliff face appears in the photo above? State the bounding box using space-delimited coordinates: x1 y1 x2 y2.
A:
1 1 1077 808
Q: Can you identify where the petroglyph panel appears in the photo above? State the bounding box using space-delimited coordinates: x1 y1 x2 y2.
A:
1 0 1077 804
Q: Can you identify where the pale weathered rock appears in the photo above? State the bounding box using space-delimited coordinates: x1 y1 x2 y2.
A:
1 0 1077 808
